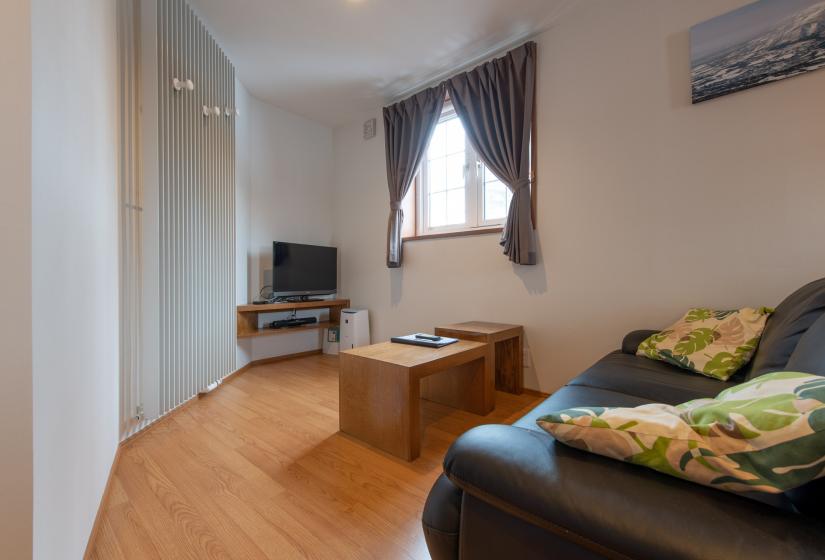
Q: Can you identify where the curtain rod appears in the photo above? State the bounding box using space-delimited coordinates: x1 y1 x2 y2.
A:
387 33 540 105
385 0 577 103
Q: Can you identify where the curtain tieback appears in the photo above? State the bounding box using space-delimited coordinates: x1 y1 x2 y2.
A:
511 178 531 192
390 201 402 211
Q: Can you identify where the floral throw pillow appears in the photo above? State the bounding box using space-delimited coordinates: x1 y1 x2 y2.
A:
637 307 772 380
536 371 825 495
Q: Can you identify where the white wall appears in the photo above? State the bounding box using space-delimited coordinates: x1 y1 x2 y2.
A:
236 84 335 364
0 2 33 558
332 0 825 393
236 78 252 366
245 93 335 297
236 78 251 308
31 1 120 558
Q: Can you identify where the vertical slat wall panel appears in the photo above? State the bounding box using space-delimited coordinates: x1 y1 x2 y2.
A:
156 0 235 415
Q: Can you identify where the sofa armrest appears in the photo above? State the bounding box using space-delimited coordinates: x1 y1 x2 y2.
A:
621 329 658 354
443 424 825 560
422 474 462 560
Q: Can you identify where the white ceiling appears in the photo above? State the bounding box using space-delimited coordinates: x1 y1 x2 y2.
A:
190 0 574 127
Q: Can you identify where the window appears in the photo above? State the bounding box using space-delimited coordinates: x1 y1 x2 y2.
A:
403 104 513 238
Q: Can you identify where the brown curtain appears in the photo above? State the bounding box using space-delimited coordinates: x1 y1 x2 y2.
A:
383 84 446 268
447 42 537 265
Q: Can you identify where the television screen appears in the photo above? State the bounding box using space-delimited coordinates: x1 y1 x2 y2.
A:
272 242 337 296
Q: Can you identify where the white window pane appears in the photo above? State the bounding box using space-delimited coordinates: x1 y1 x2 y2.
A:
428 123 446 159
484 180 510 221
483 165 501 184
400 182 416 238
446 188 466 225
428 156 446 193
445 117 465 155
429 191 447 227
446 153 465 189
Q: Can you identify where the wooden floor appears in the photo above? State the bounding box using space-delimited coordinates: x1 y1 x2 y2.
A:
89 354 544 560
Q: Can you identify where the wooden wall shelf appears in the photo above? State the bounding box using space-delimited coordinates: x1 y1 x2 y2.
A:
236 298 350 339
238 321 336 339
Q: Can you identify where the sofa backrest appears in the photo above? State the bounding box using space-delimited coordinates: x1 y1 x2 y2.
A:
746 277 825 379
781 308 825 516
785 312 825 377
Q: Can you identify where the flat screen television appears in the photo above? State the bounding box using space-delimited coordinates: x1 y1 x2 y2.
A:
272 242 337 297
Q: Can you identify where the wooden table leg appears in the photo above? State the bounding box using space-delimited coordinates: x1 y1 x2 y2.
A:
434 324 524 395
495 334 523 394
420 347 495 415
339 354 420 460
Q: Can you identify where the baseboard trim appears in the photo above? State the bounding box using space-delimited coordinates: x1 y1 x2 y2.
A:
221 361 252 382
249 348 323 367
83 445 122 560
119 350 324 446
86 348 327 556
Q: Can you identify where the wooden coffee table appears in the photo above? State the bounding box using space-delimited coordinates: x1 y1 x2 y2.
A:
339 340 494 461
435 322 524 394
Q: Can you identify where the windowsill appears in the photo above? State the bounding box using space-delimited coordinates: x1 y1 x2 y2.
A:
403 226 503 242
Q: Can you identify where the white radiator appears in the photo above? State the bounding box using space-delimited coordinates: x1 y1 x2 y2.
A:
119 0 236 439
157 0 236 414
118 0 144 438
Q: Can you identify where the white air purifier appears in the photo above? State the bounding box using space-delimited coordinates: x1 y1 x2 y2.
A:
340 309 370 350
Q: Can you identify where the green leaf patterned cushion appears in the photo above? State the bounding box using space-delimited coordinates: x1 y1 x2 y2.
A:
637 307 773 380
536 372 825 494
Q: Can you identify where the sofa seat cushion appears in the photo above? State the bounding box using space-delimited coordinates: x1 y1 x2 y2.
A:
443 423 816 560
568 351 740 404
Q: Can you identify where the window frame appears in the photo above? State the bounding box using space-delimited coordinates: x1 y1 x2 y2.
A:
400 95 536 242
414 104 508 238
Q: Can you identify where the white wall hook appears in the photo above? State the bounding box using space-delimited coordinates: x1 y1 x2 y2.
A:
172 78 195 91
173 78 195 92
202 105 212 116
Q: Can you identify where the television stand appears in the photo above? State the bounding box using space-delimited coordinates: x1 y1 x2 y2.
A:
236 298 350 339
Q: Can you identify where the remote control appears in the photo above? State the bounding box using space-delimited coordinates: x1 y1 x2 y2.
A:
415 334 441 341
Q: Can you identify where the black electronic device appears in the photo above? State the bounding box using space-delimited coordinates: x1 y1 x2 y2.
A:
415 334 441 341
278 296 324 303
269 317 318 329
272 242 337 297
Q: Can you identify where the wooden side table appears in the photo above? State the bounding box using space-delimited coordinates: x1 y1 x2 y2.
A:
434 322 524 394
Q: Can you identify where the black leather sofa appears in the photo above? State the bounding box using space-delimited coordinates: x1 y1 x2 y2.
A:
423 278 825 560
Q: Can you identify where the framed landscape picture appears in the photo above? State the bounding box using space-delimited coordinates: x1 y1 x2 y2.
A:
691 0 825 103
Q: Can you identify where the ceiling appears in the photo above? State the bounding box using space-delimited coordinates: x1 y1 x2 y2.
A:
190 0 574 127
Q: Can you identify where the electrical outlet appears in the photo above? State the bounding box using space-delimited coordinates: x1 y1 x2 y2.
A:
135 404 145 421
